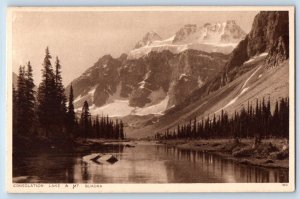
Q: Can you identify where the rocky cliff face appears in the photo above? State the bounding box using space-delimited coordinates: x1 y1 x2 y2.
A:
164 11 289 113
215 11 289 87
226 11 289 72
67 49 228 114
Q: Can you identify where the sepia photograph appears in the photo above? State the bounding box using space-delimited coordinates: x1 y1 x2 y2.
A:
6 6 295 192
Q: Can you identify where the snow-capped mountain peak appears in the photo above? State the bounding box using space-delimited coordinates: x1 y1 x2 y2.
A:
128 20 246 59
134 31 162 49
173 20 246 45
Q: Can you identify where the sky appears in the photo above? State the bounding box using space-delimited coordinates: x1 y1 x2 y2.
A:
12 10 258 86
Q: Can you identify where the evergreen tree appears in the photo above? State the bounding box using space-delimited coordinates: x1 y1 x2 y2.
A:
67 84 76 136
25 62 36 135
54 56 67 131
13 85 18 135
37 47 56 137
15 63 36 135
120 120 125 139
16 66 27 134
80 100 91 139
95 115 100 138
155 97 289 140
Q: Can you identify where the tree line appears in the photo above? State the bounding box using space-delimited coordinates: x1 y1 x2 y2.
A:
79 101 125 139
13 47 125 141
155 97 289 140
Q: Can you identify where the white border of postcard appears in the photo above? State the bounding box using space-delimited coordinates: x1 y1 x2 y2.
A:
6 6 295 193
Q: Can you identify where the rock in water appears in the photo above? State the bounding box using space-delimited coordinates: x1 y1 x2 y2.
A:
82 154 101 162
99 154 118 164
90 154 102 162
82 153 118 164
125 144 135 148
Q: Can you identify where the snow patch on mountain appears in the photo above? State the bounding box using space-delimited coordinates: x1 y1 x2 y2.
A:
215 65 262 113
132 95 169 116
90 100 134 117
128 43 188 59
88 95 170 117
88 86 97 97
146 87 167 106
73 85 98 105
241 87 249 95
245 52 268 64
74 95 83 103
197 76 204 87
128 42 235 59
80 86 170 117
106 83 126 103
179 74 188 80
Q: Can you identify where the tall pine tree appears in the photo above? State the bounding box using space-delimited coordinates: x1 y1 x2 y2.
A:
15 63 36 135
24 62 36 135
54 56 67 132
80 100 91 139
37 47 56 137
16 66 27 135
67 84 76 136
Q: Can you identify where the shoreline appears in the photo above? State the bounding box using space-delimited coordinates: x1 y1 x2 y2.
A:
13 135 289 170
158 138 289 169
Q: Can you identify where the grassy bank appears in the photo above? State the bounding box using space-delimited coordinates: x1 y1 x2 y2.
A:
159 138 289 169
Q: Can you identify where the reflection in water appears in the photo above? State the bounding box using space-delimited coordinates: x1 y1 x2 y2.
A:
13 142 288 183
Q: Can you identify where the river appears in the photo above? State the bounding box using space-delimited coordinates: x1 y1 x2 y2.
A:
13 141 288 183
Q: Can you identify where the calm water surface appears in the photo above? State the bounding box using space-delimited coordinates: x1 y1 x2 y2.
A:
13 142 288 183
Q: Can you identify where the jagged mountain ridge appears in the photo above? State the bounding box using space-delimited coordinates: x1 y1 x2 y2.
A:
172 20 246 44
134 31 162 49
128 20 246 59
67 11 288 126
66 20 246 116
67 49 229 116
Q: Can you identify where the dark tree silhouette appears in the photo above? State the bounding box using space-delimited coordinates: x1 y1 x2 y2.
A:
54 56 67 132
15 63 36 135
37 47 57 137
67 84 76 136
80 100 91 139
156 97 289 140
25 62 36 135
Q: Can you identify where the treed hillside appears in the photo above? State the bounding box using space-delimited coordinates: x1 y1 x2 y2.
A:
156 97 289 140
13 48 125 153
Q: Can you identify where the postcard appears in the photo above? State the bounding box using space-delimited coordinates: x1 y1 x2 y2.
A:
6 6 295 193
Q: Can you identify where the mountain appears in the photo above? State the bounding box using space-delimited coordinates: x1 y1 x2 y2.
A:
126 11 290 138
134 31 162 49
66 11 289 139
67 50 229 117
128 20 246 59
172 20 245 44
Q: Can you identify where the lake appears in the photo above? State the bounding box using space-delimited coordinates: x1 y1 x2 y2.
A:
13 141 288 183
